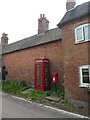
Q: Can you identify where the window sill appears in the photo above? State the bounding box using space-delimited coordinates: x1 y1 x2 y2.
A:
79 85 90 88
75 40 90 45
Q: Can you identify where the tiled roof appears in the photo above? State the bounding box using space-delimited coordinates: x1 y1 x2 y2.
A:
57 1 90 28
2 27 61 54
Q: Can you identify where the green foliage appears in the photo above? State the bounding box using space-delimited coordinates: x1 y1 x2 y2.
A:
86 87 90 94
55 89 64 99
2 80 27 94
46 90 52 96
46 89 64 99
10 80 27 86
0 83 2 89
2 80 46 101
21 90 46 101
2 80 64 102
28 90 46 101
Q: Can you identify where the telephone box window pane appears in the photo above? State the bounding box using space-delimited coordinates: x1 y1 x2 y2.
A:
45 64 49 86
36 64 42 86
82 69 89 83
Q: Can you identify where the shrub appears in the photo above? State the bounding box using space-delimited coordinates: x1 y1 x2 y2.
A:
28 90 46 101
2 80 27 94
55 89 64 99
46 89 64 99
85 87 90 94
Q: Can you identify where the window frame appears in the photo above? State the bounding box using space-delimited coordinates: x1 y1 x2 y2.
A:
75 23 90 43
79 65 90 88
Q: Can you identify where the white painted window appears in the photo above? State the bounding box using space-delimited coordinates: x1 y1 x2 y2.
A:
75 24 90 43
79 65 90 87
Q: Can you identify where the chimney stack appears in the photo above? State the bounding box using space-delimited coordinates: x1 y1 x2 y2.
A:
66 0 76 11
38 14 49 34
1 33 8 45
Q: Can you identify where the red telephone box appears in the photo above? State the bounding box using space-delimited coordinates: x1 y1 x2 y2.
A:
34 57 50 90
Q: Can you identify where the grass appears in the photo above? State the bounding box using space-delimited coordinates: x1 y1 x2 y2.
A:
1 80 89 117
0 83 2 89
28 90 46 101
2 80 64 101
2 80 47 101
2 80 27 95
46 87 64 99
21 90 46 101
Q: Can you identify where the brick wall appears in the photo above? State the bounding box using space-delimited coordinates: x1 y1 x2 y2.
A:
2 40 63 88
61 17 90 103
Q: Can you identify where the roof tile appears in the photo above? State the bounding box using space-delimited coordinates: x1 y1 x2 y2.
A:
3 27 61 54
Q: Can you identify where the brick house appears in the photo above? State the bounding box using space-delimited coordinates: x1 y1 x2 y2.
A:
1 15 63 88
57 1 90 104
1 1 90 104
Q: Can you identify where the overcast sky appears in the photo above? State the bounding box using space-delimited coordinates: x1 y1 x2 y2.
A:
0 0 89 43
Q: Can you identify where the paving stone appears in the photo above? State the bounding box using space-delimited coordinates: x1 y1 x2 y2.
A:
21 88 34 94
45 96 60 102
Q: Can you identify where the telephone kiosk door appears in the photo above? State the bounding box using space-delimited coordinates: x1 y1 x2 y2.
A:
34 58 50 90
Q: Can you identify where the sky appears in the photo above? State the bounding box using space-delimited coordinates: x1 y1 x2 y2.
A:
0 0 89 43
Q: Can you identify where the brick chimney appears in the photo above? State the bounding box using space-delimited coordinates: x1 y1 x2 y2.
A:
38 14 49 34
1 33 8 45
66 0 76 11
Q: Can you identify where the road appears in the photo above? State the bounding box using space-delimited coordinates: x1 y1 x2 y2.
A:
0 92 87 118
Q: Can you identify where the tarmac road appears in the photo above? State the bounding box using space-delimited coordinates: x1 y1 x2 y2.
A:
0 92 88 119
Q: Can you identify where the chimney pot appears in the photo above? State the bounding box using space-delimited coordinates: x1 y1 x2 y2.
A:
1 33 8 45
38 14 49 34
43 14 45 18
40 14 42 18
66 0 76 11
2 33 6 37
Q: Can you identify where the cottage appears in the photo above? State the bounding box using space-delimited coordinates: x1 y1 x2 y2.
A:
1 0 90 104
58 0 90 104
1 15 63 88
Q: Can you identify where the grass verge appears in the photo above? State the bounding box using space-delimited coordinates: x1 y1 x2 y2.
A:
2 80 27 95
1 80 89 117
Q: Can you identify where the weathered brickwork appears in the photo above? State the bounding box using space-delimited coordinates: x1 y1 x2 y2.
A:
3 40 63 88
61 17 90 103
2 1 90 104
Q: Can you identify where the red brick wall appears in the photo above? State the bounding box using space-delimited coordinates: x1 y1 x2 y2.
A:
3 40 63 88
61 17 90 103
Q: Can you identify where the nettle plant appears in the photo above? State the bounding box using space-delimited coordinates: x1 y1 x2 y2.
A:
85 87 90 94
